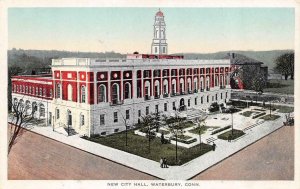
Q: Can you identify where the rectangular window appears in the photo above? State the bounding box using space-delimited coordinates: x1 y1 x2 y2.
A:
113 112 118 123
126 109 130 120
81 115 85 126
207 96 209 103
146 106 149 115
226 92 228 98
164 103 168 111
195 98 198 105
216 94 218 101
173 102 176 110
39 88 42 96
201 96 203 104
155 105 159 113
100 114 105 125
56 109 60 119
49 112 52 124
138 110 141 117
188 99 191 107
221 93 223 99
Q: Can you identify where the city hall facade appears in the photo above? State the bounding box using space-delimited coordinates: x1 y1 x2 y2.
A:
11 10 232 136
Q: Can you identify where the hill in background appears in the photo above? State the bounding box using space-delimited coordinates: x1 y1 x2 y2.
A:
8 48 293 73
173 50 293 72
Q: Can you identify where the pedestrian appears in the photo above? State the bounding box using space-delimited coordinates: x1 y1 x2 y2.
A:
160 157 163 168
212 142 216 151
163 157 168 168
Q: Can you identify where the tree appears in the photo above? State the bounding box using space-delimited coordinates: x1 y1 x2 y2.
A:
275 53 294 80
163 113 185 164
196 116 207 151
140 114 156 153
8 66 23 111
8 97 37 154
252 71 266 93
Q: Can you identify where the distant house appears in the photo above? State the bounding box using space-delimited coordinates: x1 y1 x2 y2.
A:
224 53 268 90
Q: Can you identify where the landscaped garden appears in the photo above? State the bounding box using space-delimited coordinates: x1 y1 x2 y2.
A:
217 129 245 141
260 114 281 121
240 111 254 117
82 130 213 165
188 126 212 135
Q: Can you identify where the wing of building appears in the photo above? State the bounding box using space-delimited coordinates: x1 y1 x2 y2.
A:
11 9 232 137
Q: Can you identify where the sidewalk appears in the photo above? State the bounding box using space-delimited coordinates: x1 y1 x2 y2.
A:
9 112 287 180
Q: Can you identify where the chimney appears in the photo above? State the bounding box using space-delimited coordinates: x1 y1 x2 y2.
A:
228 52 235 59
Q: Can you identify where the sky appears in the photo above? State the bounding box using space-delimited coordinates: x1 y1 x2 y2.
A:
8 8 295 54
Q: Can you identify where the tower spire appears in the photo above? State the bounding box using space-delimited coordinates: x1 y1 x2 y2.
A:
151 9 168 55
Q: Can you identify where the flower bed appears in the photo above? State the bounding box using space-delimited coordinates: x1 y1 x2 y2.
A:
211 125 231 135
252 112 266 119
218 129 245 140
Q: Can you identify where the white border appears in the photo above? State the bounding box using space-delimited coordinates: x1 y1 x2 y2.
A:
0 0 299 189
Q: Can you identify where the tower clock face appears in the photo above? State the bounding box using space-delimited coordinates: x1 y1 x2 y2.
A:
113 73 118 78
126 73 130 78
100 74 105 79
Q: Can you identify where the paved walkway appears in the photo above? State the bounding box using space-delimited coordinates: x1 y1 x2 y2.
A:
8 111 287 180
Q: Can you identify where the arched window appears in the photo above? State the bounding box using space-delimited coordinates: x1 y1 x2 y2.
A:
124 82 131 99
163 79 168 94
67 84 73 101
215 75 219 87
81 86 86 103
154 80 160 98
171 79 177 95
144 81 151 99
180 78 185 94
56 84 61 98
98 85 106 103
194 77 198 91
111 83 119 104
187 78 192 92
206 76 210 90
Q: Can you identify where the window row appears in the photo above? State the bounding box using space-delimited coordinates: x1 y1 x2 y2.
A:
141 67 229 78
13 84 52 98
98 92 229 125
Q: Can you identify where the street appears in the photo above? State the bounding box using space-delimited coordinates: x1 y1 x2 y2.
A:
8 125 294 180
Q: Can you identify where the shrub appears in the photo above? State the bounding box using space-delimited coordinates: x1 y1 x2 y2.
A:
252 112 266 119
218 129 245 140
211 125 231 135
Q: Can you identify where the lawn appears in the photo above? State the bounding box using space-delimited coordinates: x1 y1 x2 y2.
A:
180 121 195 129
82 130 213 165
240 111 255 117
264 79 294 94
218 129 245 141
274 105 294 113
188 126 214 135
260 114 281 121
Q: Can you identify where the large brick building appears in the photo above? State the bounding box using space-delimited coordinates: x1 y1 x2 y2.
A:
11 10 232 136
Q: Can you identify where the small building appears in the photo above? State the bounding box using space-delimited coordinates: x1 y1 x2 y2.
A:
224 53 268 90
